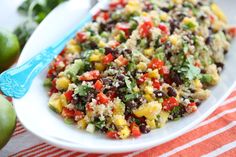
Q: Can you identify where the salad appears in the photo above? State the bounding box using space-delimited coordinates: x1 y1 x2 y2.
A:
44 0 236 139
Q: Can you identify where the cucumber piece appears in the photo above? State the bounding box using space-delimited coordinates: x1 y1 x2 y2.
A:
49 93 63 114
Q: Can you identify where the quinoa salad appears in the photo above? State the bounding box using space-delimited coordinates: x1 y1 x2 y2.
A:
44 0 236 139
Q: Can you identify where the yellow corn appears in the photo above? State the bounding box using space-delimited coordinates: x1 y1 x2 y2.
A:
144 48 154 57
182 17 198 31
66 39 81 54
125 0 141 14
113 99 125 115
133 101 162 120
146 119 156 129
118 126 130 139
193 79 202 89
144 94 154 102
133 86 140 93
95 62 106 71
144 85 154 95
172 0 183 5
158 111 170 128
137 62 147 71
169 35 179 46
160 13 169 22
148 69 159 78
77 118 87 129
142 12 148 17
113 115 127 128
98 40 107 48
211 3 227 23
89 50 104 62
60 94 68 106
56 77 71 90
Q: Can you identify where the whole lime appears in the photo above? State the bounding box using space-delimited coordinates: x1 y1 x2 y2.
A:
0 28 20 73
0 95 16 149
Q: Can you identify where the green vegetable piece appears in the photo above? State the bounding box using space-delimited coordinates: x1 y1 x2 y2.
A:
74 85 91 96
201 74 213 84
65 59 84 77
43 78 52 88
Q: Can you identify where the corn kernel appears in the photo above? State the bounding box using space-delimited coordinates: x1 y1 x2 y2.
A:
158 111 170 128
160 13 169 22
89 51 104 62
137 62 147 71
133 86 140 93
77 118 87 129
125 0 141 14
133 101 162 120
113 115 127 128
144 94 154 102
113 99 125 115
95 63 106 71
172 0 183 5
193 79 202 89
56 77 70 90
142 12 148 17
66 39 81 53
169 35 179 46
211 3 227 23
146 119 156 129
98 40 107 48
148 69 159 78
144 86 154 95
118 126 130 139
144 48 154 57
60 94 68 106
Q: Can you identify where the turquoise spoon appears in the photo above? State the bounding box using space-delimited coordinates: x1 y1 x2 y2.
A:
0 1 106 98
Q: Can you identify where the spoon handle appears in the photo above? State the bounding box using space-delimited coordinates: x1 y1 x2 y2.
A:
0 1 106 98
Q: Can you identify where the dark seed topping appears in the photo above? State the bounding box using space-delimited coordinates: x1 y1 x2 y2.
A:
154 90 166 98
205 36 211 45
167 87 177 97
139 123 151 134
161 7 170 13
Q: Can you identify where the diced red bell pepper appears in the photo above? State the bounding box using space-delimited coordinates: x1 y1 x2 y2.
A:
159 66 170 75
160 36 168 43
94 80 103 91
115 55 129 66
93 11 110 21
163 97 179 111
209 15 215 23
86 103 93 111
137 73 149 84
109 0 126 10
186 102 197 113
79 70 100 81
103 53 114 64
116 23 130 37
148 58 164 69
106 90 117 100
158 23 169 34
228 27 236 38
64 90 74 102
152 79 161 89
76 32 87 43
106 131 119 139
74 110 84 119
62 107 75 118
97 92 109 104
110 41 120 48
130 122 141 138
139 18 154 38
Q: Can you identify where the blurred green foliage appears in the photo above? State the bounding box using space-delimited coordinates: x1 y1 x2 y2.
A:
14 0 68 49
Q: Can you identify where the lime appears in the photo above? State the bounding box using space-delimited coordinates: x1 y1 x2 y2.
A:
0 28 20 73
0 95 16 149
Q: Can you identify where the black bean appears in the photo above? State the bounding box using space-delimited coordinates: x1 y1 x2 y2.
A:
154 90 166 98
126 101 138 110
167 87 177 97
90 42 98 49
101 78 113 85
197 1 203 6
215 62 224 69
105 47 113 55
139 123 151 134
224 50 228 54
124 49 132 54
205 36 211 45
112 49 120 58
161 7 170 13
170 70 183 86
116 74 125 81
169 20 178 34
190 89 196 93
201 69 207 74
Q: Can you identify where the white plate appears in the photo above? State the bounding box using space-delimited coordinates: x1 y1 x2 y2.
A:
14 0 236 153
